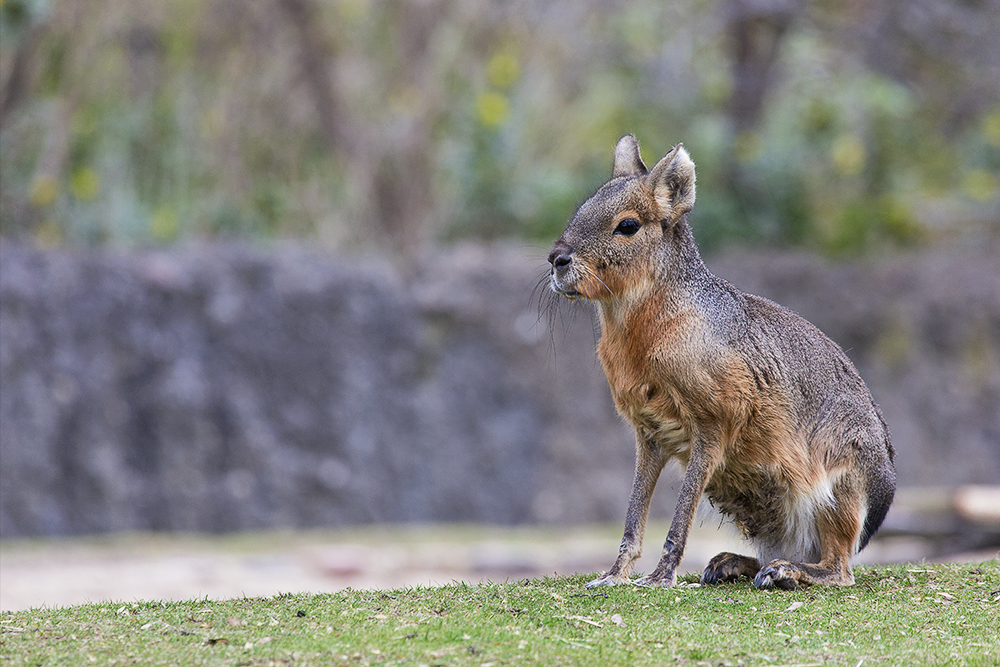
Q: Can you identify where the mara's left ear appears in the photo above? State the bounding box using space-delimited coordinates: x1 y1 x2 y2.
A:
612 134 648 179
646 144 696 220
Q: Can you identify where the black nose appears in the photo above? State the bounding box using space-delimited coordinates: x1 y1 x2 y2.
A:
548 251 572 269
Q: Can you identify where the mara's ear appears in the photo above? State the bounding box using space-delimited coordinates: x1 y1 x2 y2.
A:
612 134 647 179
646 144 696 219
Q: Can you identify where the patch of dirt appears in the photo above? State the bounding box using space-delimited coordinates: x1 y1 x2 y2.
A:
2 523 746 610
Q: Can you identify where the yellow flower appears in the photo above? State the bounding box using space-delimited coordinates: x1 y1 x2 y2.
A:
832 134 865 176
487 52 520 89
961 170 997 202
70 167 100 200
477 92 510 128
150 207 179 241
338 0 369 22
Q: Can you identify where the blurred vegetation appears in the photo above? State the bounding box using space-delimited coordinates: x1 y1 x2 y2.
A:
1 0 999 256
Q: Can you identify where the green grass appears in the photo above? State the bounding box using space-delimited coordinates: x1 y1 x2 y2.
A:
2 562 998 666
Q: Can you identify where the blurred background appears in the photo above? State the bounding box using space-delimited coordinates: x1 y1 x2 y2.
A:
1 0 999 610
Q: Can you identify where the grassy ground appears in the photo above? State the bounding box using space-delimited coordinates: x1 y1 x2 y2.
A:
2 561 997 667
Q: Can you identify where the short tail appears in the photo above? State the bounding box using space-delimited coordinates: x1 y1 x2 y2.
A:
858 465 895 552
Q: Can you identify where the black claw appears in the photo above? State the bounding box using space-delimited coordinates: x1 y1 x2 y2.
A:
702 568 734 585
753 568 778 589
753 567 797 590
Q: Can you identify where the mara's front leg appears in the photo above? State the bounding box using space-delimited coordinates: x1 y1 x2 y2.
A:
635 435 722 587
587 433 666 588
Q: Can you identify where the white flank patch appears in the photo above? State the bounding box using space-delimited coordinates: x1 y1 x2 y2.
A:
758 471 842 564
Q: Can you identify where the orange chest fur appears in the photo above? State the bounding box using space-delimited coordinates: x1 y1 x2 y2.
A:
597 308 700 443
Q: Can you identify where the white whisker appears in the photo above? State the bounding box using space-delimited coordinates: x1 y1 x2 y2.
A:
579 263 621 308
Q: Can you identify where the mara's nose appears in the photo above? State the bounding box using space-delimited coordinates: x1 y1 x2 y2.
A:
548 249 572 270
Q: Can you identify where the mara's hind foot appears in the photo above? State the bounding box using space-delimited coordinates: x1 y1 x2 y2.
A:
634 571 677 588
753 559 855 590
701 552 761 585
586 573 633 588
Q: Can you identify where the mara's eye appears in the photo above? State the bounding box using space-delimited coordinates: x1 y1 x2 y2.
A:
613 218 641 236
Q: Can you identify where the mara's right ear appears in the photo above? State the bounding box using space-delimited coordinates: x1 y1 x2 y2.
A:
646 144 696 220
612 134 648 179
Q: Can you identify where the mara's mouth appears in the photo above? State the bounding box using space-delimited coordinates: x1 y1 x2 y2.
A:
554 287 582 300
549 274 583 300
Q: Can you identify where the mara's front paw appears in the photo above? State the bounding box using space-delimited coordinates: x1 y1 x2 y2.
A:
753 561 799 590
585 573 633 588
701 552 761 585
634 571 676 588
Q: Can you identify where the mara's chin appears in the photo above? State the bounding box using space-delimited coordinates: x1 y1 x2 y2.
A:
550 281 582 301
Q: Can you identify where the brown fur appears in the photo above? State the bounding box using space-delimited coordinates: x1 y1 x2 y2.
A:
548 135 895 589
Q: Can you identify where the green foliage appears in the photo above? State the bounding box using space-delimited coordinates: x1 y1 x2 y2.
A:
1 0 998 253
3 563 998 666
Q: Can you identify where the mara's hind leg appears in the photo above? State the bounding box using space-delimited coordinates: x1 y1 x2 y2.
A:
754 476 863 590
701 552 760 584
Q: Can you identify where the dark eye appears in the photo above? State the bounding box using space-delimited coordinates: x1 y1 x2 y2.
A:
613 218 641 236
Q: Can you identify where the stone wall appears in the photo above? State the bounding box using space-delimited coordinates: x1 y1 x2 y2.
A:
1 240 998 538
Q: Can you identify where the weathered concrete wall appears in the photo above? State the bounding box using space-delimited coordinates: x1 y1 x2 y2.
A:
1 240 998 538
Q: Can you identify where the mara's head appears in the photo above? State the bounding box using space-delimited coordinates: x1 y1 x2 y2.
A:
548 134 696 302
